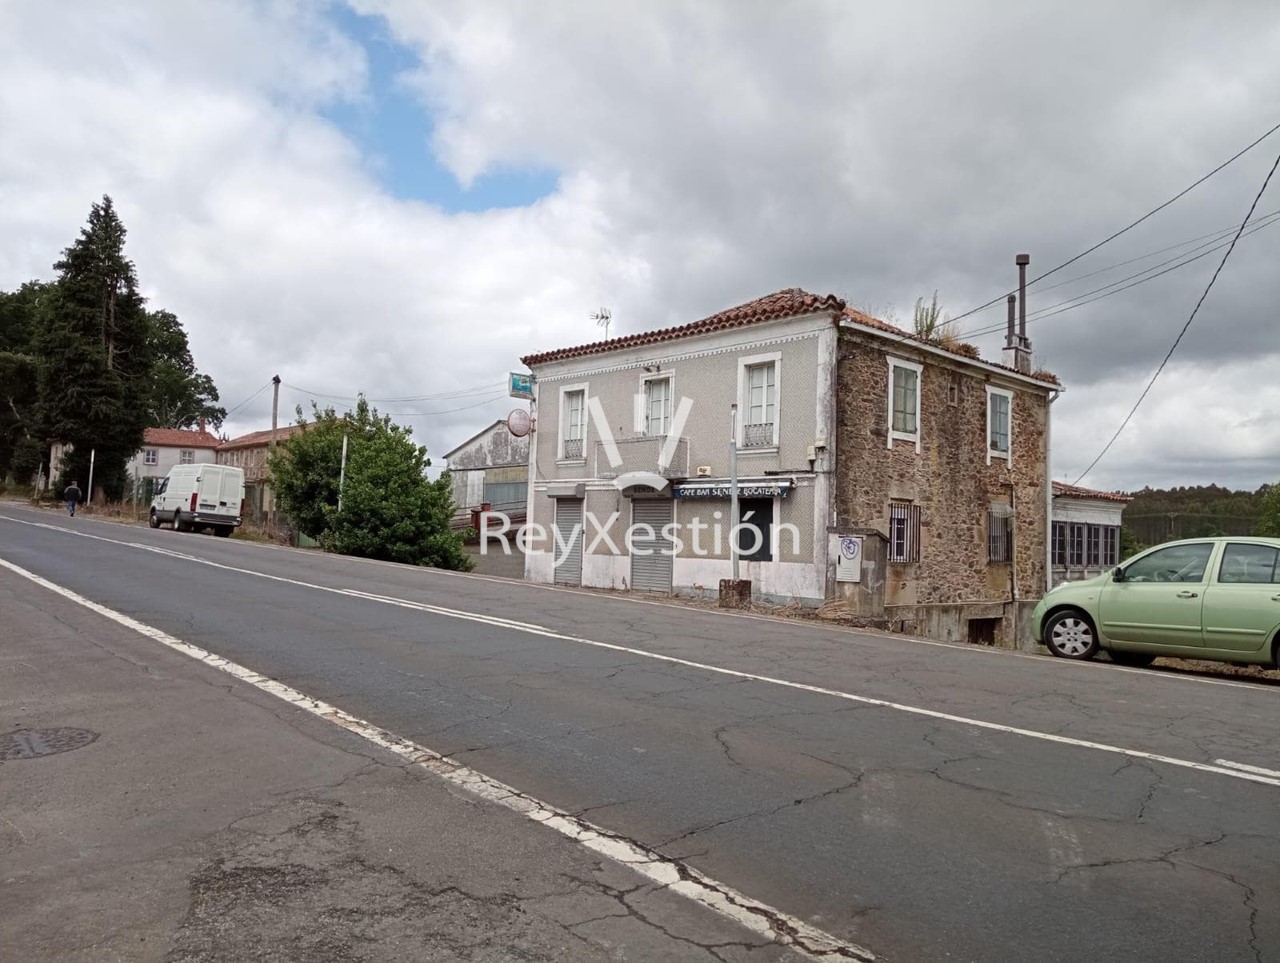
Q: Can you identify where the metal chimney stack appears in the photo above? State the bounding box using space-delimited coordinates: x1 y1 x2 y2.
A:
1014 254 1032 373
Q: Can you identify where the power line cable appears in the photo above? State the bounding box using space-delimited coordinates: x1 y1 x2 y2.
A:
883 118 1280 343
283 381 505 404
959 212 1280 340
1072 148 1280 485
221 381 272 419
380 393 509 417
1034 207 1280 294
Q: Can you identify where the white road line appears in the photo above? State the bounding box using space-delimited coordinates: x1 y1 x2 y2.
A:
2 507 1274 692
2 513 1278 789
0 556 873 962
1213 759 1280 779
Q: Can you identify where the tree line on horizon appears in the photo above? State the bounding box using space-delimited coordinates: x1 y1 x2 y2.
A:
1122 483 1279 545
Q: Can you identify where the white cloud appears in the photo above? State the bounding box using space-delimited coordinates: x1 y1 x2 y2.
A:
2 0 1278 490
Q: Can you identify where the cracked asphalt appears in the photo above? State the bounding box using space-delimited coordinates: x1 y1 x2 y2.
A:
2 503 1278 962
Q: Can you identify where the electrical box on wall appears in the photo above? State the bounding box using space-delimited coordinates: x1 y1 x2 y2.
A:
835 535 864 583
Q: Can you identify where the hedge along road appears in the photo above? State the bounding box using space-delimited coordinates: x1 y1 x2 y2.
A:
1 504 1277 962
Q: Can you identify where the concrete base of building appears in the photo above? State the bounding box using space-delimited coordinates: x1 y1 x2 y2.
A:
884 600 1040 651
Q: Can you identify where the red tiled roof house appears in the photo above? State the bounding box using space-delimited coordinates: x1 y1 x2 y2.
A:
518 288 1062 647
126 422 223 484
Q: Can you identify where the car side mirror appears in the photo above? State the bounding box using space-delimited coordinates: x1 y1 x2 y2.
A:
1112 566 1126 582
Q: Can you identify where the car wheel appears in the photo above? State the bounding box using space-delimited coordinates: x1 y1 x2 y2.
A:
1109 651 1155 668
149 510 160 529
174 511 187 532
1044 609 1099 660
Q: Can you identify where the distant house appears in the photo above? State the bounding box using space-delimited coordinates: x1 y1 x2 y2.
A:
43 423 221 499
1050 481 1131 585
125 423 222 497
444 420 530 523
216 424 306 521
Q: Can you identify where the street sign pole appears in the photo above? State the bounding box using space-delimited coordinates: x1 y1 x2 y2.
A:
730 404 739 583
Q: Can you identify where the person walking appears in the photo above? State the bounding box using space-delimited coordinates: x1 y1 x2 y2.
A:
64 480 83 517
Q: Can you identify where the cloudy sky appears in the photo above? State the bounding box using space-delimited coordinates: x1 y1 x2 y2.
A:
2 1 1277 492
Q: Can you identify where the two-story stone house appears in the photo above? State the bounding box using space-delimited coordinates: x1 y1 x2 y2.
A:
216 424 305 521
519 288 1061 646
833 309 1059 644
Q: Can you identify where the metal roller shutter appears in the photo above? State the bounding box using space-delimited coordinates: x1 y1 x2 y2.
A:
554 499 584 585
630 499 674 593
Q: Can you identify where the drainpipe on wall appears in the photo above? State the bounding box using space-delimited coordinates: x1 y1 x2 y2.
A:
1008 480 1018 607
1045 389 1060 593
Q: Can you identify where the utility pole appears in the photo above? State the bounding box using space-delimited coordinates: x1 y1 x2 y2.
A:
730 403 740 583
269 374 281 531
338 432 349 513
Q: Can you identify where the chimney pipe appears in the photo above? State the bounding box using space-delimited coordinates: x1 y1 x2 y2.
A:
1016 253 1030 345
1006 294 1017 349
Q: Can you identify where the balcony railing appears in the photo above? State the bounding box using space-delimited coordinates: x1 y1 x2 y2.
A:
563 437 584 460
743 422 775 448
594 435 689 479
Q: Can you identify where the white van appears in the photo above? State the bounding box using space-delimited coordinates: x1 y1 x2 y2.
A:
149 464 245 537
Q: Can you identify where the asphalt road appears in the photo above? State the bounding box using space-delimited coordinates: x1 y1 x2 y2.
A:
2 503 1277 962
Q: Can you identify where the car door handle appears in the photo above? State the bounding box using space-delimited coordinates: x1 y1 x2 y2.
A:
1176 590 1199 598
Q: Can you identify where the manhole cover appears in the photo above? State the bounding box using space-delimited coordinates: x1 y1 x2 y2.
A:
0 728 99 761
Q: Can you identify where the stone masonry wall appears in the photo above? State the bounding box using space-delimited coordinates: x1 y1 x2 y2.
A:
834 329 1051 616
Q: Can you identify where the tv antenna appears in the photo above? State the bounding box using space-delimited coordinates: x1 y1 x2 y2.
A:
591 307 612 340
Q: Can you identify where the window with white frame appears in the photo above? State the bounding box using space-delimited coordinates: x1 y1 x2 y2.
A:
179 449 194 465
144 449 158 466
561 387 586 460
987 387 1012 462
644 377 671 436
743 360 777 447
887 358 921 449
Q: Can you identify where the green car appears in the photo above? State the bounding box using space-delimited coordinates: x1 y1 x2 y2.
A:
1032 537 1280 667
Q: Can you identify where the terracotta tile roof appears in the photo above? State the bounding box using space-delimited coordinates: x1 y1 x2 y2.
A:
1052 481 1133 503
520 289 846 366
838 306 1061 385
143 427 222 449
520 287 1061 386
218 424 307 451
